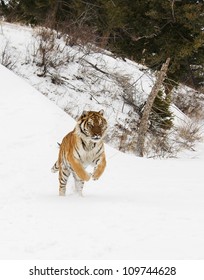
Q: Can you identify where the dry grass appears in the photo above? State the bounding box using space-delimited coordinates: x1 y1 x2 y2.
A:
0 40 16 69
176 120 203 150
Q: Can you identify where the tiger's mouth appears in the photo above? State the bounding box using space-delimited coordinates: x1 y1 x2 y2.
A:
91 135 101 141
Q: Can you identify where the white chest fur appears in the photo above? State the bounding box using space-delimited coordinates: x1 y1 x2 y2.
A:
77 139 103 167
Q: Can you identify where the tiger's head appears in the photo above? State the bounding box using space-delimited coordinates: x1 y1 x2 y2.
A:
77 110 107 142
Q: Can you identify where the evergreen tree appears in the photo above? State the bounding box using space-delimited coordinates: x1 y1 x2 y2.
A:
109 0 204 88
1 0 204 87
151 90 173 131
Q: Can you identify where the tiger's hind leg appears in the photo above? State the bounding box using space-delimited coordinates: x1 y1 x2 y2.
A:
73 173 84 196
58 164 70 196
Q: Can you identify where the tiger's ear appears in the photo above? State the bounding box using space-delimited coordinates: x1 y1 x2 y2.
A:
98 109 104 116
81 110 89 117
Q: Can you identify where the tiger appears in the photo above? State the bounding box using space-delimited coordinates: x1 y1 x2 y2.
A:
51 110 108 196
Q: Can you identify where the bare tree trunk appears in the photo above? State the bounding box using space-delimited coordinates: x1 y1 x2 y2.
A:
136 57 170 157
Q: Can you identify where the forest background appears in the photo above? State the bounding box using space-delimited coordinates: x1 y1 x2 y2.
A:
1 0 204 90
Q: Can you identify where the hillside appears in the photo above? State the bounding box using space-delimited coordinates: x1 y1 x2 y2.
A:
1 21 202 157
1 62 204 259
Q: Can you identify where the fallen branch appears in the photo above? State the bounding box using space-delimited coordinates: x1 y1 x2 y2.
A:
82 59 109 76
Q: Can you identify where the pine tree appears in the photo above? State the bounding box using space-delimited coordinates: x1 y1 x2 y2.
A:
151 90 173 131
1 0 204 87
110 0 204 87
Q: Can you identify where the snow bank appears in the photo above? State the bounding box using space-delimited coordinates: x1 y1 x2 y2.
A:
1 64 204 259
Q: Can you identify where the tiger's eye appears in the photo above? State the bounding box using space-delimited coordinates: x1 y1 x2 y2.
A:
88 122 93 128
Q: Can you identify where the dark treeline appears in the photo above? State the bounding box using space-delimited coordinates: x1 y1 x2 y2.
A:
1 0 204 89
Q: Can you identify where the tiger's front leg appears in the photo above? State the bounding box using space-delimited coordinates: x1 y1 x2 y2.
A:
73 173 85 196
68 154 91 182
92 152 106 180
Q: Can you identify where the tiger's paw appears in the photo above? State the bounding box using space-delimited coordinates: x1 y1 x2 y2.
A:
82 172 91 181
59 189 66 196
92 173 99 181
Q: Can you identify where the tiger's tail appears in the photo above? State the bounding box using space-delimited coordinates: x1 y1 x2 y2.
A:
51 161 59 173
51 142 61 173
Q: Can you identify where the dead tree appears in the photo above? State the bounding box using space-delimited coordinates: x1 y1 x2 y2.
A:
136 57 171 157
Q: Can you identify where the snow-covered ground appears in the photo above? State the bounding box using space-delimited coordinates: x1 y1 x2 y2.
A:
1 22 146 118
0 21 164 153
1 63 204 260
2 21 203 157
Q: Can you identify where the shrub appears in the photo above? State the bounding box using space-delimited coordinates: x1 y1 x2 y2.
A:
0 40 16 69
150 90 174 131
177 120 203 150
33 27 70 77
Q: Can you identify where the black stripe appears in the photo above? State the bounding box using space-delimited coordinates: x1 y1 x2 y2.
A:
79 123 88 137
94 159 100 165
60 179 66 185
96 145 103 155
75 148 81 160
81 139 87 150
62 170 68 177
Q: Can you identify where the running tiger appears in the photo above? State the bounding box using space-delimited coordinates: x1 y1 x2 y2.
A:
51 110 108 196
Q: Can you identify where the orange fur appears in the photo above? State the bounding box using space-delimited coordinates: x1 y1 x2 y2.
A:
59 132 91 181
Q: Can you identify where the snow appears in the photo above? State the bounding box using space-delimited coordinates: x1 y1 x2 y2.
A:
1 62 204 260
2 22 203 159
0 22 156 152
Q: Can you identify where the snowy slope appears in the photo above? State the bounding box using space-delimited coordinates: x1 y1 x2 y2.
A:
0 22 157 153
1 64 204 259
1 22 202 157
